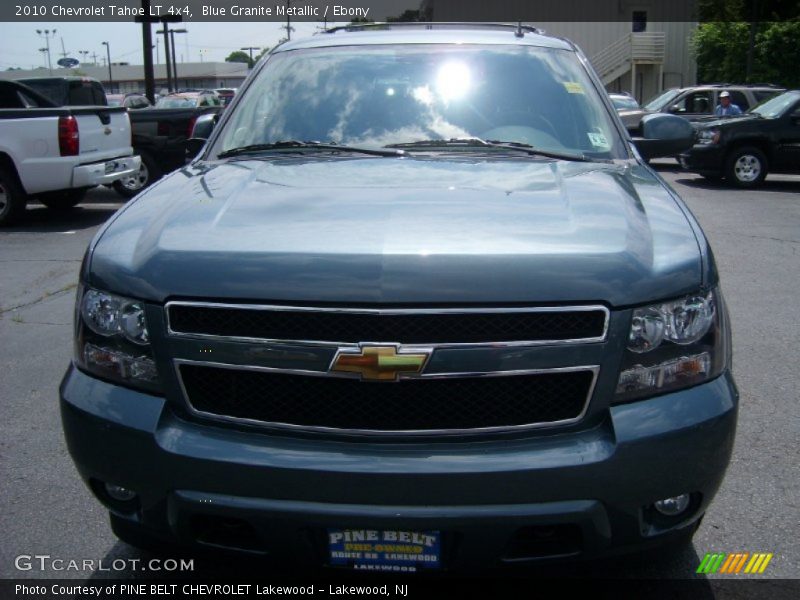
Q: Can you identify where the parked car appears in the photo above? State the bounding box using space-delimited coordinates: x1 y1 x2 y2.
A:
17 76 108 107
609 92 639 110
107 93 152 110
154 91 221 109
621 84 785 135
214 87 237 106
112 103 222 198
679 89 800 187
0 80 138 224
61 23 736 572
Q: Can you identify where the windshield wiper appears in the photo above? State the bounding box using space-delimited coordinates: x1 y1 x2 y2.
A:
385 137 592 162
218 140 404 158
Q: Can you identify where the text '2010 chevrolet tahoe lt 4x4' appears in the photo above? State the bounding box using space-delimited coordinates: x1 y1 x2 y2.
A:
60 24 737 573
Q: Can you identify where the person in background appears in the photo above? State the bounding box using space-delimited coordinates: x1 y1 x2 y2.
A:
715 91 742 116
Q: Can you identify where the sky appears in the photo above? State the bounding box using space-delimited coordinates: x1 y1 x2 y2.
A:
0 20 349 70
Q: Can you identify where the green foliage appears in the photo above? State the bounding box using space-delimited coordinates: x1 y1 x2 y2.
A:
225 50 253 68
692 21 800 87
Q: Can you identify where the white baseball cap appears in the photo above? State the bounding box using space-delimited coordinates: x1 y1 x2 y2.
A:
719 91 731 98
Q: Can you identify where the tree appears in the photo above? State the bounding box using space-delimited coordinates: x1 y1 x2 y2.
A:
225 50 253 68
692 20 800 88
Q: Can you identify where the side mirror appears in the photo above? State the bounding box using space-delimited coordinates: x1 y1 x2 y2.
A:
191 113 216 139
632 113 695 160
185 113 217 160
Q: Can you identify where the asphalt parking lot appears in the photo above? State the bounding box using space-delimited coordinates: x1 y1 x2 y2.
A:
1 162 798 583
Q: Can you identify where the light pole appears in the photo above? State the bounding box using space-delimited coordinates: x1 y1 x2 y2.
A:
35 29 56 74
101 41 113 93
169 29 187 89
38 48 48 70
78 50 89 65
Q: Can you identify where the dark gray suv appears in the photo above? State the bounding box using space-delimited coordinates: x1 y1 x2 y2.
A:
60 23 737 573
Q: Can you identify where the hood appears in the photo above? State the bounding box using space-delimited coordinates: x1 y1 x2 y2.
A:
89 155 704 307
693 113 760 129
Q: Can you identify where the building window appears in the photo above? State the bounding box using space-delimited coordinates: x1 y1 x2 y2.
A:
632 11 647 33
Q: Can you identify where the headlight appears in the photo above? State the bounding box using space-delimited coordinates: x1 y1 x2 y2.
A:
697 129 720 145
615 288 730 403
74 286 161 393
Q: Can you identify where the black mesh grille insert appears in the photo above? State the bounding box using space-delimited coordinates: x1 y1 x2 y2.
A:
179 365 594 432
168 305 607 344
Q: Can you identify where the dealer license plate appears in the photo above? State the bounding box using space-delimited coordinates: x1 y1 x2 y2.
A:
327 529 441 572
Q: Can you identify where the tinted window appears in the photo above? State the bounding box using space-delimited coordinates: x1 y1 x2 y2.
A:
221 44 626 159
753 90 780 103
728 91 749 110
68 81 107 106
19 79 66 105
673 91 712 114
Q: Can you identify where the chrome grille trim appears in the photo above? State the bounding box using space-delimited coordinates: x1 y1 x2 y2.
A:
165 301 610 348
173 359 600 436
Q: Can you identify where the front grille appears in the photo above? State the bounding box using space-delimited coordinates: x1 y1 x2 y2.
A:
167 304 607 345
178 364 595 433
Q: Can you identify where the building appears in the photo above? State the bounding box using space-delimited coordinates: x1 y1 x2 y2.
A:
423 0 698 103
0 62 249 94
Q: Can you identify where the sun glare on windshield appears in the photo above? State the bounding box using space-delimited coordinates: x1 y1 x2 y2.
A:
436 62 471 102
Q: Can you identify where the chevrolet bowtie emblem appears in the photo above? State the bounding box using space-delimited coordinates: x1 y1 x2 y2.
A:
331 346 430 381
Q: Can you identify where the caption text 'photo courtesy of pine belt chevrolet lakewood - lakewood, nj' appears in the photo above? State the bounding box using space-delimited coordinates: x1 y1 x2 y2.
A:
57 20 740 575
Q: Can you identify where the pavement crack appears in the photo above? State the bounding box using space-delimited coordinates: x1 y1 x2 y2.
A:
0 283 78 315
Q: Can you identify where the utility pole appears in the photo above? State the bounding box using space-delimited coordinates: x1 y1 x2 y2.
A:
282 0 295 41
241 46 260 68
137 1 181 101
102 41 113 93
91 52 98 66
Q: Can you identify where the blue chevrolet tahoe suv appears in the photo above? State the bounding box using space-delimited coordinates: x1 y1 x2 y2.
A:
60 23 737 572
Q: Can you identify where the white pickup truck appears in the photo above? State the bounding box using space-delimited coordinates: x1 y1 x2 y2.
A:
0 80 139 225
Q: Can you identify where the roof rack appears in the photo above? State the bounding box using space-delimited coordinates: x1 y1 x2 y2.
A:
320 22 542 36
705 82 782 88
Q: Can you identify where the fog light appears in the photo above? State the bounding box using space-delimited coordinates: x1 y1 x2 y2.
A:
104 483 137 502
654 494 691 516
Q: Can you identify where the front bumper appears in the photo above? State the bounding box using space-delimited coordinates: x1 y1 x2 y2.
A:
60 366 738 570
679 144 726 174
72 155 141 187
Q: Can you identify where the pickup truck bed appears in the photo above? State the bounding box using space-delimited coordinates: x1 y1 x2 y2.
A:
113 106 220 198
0 103 138 224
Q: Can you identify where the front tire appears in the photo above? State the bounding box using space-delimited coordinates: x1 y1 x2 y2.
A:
725 146 767 188
37 188 88 210
0 165 28 226
113 153 160 198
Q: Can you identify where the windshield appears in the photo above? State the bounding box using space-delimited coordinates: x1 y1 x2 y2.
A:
750 91 800 118
107 97 123 107
644 88 681 111
155 96 199 108
218 44 626 159
611 96 639 110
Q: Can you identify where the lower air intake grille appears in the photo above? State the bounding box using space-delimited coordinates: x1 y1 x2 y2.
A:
178 364 595 434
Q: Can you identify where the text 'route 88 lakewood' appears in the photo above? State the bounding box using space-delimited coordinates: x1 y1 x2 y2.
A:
15 584 409 596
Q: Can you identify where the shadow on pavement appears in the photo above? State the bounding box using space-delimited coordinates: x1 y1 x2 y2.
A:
672 177 800 194
0 203 123 233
